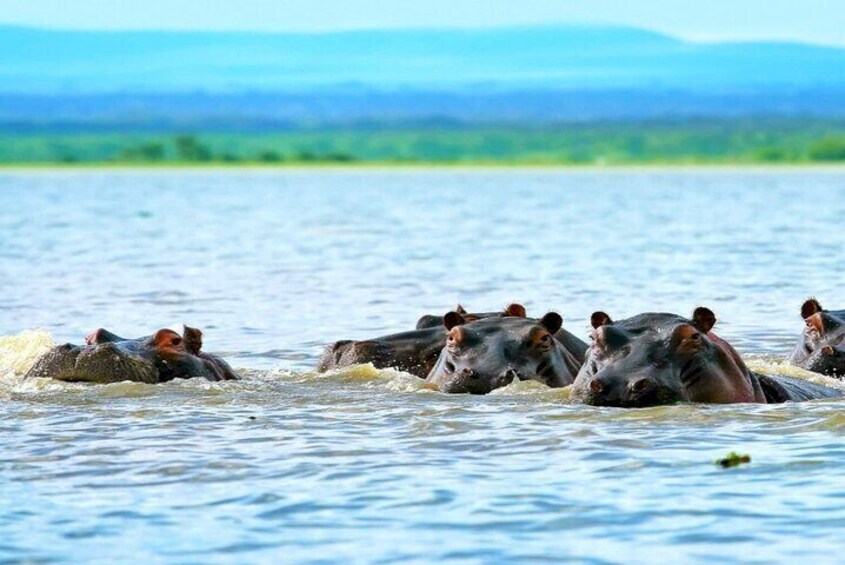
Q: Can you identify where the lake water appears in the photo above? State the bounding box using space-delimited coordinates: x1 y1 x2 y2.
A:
2 168 844 563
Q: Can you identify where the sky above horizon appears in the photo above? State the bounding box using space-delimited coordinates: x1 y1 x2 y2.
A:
1 0 844 47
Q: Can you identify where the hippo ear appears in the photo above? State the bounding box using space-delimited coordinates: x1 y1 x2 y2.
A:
443 311 467 331
454 304 468 315
692 307 717 333
153 329 185 350
182 326 203 354
590 311 612 329
801 298 823 319
540 312 563 334
504 303 527 318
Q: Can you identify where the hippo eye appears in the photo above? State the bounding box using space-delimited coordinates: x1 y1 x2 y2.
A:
171 337 182 347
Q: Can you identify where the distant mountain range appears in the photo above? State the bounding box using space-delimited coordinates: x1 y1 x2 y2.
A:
3 89 845 131
4 24 845 93
3 25 845 128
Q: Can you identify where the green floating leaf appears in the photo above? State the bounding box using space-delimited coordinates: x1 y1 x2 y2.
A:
716 452 751 468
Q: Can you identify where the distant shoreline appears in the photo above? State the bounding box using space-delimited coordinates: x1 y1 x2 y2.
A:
3 163 845 173
4 121 844 167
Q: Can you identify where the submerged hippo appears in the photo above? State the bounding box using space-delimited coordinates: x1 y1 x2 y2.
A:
415 303 527 329
25 326 240 384
570 308 842 407
425 311 583 394
416 304 589 365
317 303 538 378
790 298 845 377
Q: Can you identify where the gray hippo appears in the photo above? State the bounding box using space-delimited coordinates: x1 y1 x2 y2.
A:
416 304 588 365
317 303 537 378
425 310 584 394
415 303 527 329
25 326 240 384
570 307 842 407
790 298 845 377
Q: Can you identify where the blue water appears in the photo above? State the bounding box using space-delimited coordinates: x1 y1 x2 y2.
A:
1 168 845 563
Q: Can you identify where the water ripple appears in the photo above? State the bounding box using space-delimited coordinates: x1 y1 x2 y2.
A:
2 170 845 562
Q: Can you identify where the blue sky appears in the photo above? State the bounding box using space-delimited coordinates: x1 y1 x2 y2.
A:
1 0 843 46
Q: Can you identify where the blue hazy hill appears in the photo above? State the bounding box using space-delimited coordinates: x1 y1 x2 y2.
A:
4 24 845 93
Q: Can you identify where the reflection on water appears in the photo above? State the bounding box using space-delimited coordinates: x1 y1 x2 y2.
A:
1 169 844 562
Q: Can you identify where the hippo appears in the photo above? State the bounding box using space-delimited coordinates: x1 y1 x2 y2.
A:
789 298 845 377
425 310 583 394
416 304 589 365
317 325 448 378
415 304 527 330
317 303 541 378
570 307 843 407
25 326 240 384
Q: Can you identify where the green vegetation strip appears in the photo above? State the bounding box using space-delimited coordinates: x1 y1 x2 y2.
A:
3 120 845 165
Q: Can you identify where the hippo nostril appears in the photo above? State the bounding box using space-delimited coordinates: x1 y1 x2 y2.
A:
461 368 477 379
589 379 603 393
822 345 836 356
504 369 518 380
631 377 655 395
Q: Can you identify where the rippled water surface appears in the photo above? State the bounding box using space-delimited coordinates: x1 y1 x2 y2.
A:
2 168 845 563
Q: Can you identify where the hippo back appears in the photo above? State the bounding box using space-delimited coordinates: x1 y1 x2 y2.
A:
317 326 447 378
755 373 844 403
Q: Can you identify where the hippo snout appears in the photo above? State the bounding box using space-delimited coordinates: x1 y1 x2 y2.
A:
498 369 518 388
630 376 658 396
578 373 662 408
437 368 516 394
807 345 845 376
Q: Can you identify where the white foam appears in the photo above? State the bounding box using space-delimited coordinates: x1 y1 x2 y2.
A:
746 357 845 391
0 329 55 379
489 379 573 399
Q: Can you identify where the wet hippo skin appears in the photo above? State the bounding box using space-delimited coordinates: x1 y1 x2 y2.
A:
25 326 240 384
317 304 543 378
425 310 583 394
571 307 843 407
789 298 845 378
415 304 588 364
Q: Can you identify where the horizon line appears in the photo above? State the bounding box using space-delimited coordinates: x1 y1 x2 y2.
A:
2 21 844 50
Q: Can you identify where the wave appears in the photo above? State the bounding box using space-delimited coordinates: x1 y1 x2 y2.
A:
0 329 54 377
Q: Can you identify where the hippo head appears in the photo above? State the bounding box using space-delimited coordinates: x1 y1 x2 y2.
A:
425 310 580 394
790 299 845 377
570 308 760 407
25 326 239 384
415 303 527 330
